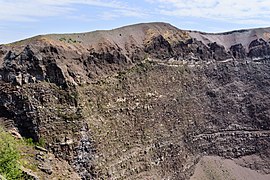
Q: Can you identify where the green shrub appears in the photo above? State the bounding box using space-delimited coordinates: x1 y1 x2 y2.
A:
0 128 23 179
68 38 77 43
24 138 35 146
37 138 46 148
59 37 66 42
24 137 46 148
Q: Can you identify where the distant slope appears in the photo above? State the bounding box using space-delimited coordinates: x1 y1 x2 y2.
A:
5 22 270 53
191 156 270 180
190 27 270 50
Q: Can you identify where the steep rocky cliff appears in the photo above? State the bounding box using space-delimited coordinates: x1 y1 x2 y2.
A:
0 22 270 179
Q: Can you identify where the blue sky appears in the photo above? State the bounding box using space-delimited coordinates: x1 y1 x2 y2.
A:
1 0 270 44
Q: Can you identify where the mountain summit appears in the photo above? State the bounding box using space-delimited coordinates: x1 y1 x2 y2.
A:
1 22 270 87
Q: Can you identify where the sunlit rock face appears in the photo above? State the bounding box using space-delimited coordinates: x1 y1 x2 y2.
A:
0 23 270 179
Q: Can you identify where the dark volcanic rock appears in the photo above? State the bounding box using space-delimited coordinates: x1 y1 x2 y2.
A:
173 38 212 61
0 84 39 140
0 23 270 179
230 43 246 59
145 35 173 59
0 45 67 87
248 38 270 60
208 42 231 60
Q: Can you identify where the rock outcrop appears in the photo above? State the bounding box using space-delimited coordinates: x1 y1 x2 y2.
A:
0 22 270 179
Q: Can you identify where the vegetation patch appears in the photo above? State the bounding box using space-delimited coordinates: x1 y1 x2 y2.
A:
0 128 23 179
59 37 66 42
59 37 82 44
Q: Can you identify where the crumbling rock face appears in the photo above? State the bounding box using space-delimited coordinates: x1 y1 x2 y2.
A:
0 81 95 179
0 84 39 140
1 23 270 179
230 43 246 59
173 38 212 61
72 124 96 179
208 42 231 60
0 45 65 86
145 35 173 59
182 61 270 162
248 38 270 60
45 61 67 88
82 50 130 79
